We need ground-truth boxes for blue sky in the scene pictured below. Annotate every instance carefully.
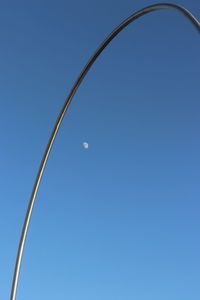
[0,0,200,299]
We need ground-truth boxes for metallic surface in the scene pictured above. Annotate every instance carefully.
[10,3,199,300]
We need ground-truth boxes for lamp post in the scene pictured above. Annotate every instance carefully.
[10,3,200,300]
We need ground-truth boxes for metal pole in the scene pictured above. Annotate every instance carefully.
[10,3,200,300]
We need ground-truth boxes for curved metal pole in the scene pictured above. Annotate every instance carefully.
[10,3,200,300]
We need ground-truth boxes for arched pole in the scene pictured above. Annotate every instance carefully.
[10,3,200,300]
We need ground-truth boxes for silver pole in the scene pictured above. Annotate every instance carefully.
[10,3,200,300]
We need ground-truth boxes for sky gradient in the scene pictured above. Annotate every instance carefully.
[0,0,200,299]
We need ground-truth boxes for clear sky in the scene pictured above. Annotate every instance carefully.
[0,0,200,299]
